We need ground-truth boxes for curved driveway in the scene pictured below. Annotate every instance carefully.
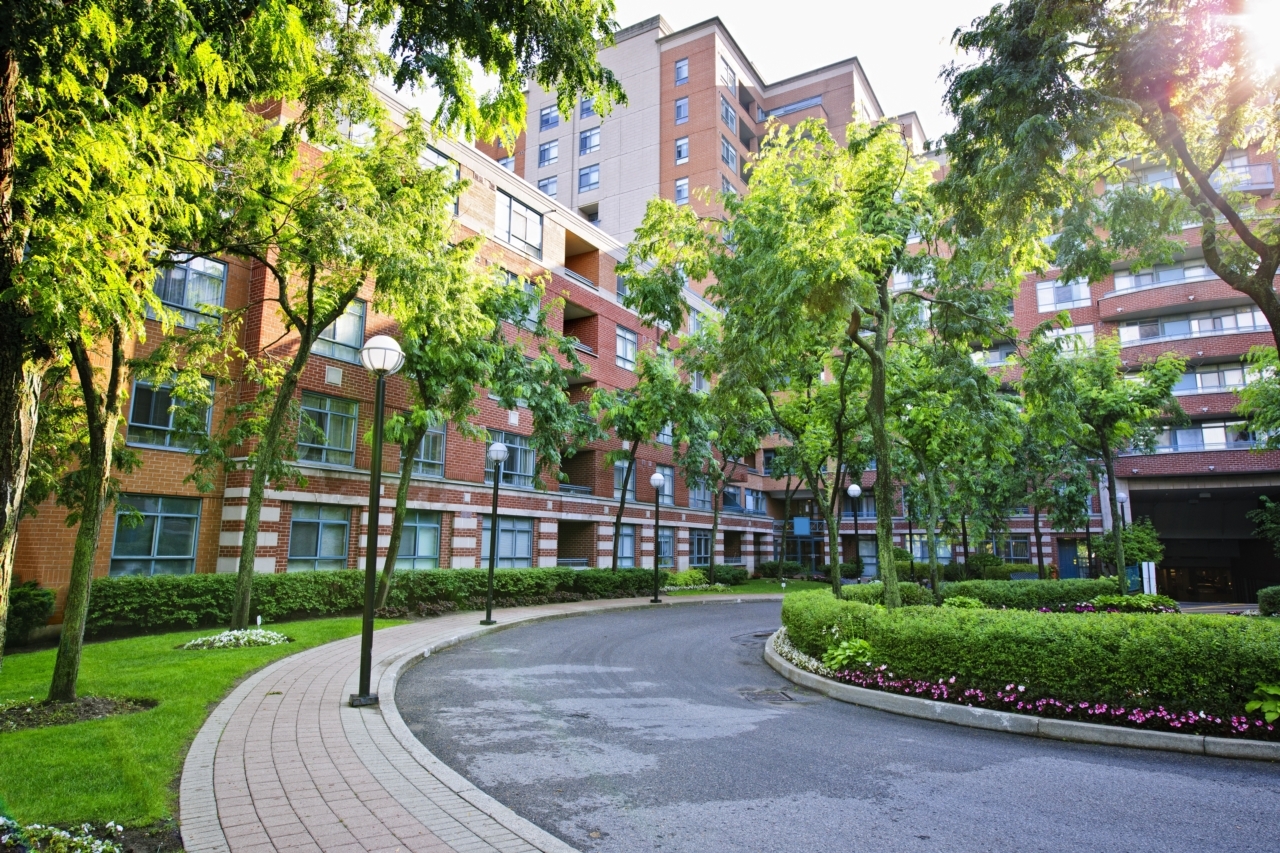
[398,600,1280,853]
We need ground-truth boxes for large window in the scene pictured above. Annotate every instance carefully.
[614,461,636,501]
[656,422,673,445]
[486,430,535,488]
[538,139,558,167]
[720,136,737,170]
[412,422,445,477]
[580,96,596,118]
[298,392,358,466]
[110,495,200,576]
[657,526,674,568]
[985,534,1030,564]
[1114,260,1215,292]
[127,378,211,449]
[481,516,534,568]
[579,164,600,192]
[656,464,674,505]
[1119,307,1268,345]
[288,504,349,571]
[314,299,365,363]
[152,255,227,328]
[616,325,638,369]
[692,371,709,393]
[537,176,557,198]
[396,510,440,569]
[1036,278,1091,312]
[719,56,737,93]
[722,175,737,196]
[580,127,600,155]
[495,191,544,259]
[617,524,636,568]
[744,488,766,514]
[720,95,737,132]
[769,94,822,119]
[675,178,690,206]
[674,58,689,85]
[1149,420,1256,453]
[691,529,712,566]
[539,105,559,131]
[905,534,953,564]
[675,136,689,165]
[675,97,689,125]
[1173,363,1251,395]
[689,482,712,510]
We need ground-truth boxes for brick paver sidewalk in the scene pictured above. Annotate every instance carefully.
[179,595,771,853]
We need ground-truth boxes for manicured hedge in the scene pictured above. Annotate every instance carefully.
[781,589,1280,715]
[3,581,56,649]
[85,568,667,636]
[1259,586,1280,617]
[940,578,1118,610]
[840,581,931,606]
[709,565,749,586]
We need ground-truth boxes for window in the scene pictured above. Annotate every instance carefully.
[412,422,445,477]
[769,95,823,118]
[721,174,737,196]
[845,493,875,518]
[985,534,1030,563]
[617,524,636,567]
[486,429,535,488]
[1036,278,1091,312]
[127,378,211,449]
[763,449,778,476]
[905,534,953,564]
[501,270,540,329]
[288,504,350,571]
[1044,324,1096,351]
[152,255,227,328]
[482,516,534,568]
[656,526,674,568]
[972,343,1018,366]
[580,127,600,155]
[396,510,440,569]
[538,140,558,167]
[719,56,737,93]
[720,135,737,170]
[616,325,638,369]
[298,392,357,466]
[314,299,365,363]
[616,275,629,300]
[537,176,558,198]
[674,177,690,205]
[1173,363,1250,395]
[1114,260,1215,292]
[691,529,712,566]
[614,461,637,501]
[539,105,559,131]
[424,145,462,213]
[1119,307,1268,345]
[110,495,200,576]
[674,58,689,86]
[495,191,544,258]
[675,136,689,165]
[692,371,709,393]
[578,164,600,192]
[675,97,689,125]
[656,464,674,505]
[580,96,596,118]
[720,96,737,132]
[498,156,515,171]
[722,486,742,510]
[744,488,766,514]
[689,482,712,510]
[656,422,673,445]
[1150,420,1255,453]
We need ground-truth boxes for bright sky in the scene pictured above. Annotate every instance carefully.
[613,0,998,140]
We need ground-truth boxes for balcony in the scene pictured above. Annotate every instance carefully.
[1121,421,1257,456]
[1218,161,1275,193]
[558,483,594,495]
[1118,307,1269,348]
[558,267,597,291]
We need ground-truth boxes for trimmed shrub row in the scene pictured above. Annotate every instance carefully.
[781,589,1280,716]
[3,581,56,649]
[85,568,668,637]
[939,578,1118,610]
[1259,586,1280,617]
[840,581,932,606]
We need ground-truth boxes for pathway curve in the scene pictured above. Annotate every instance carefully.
[179,595,759,853]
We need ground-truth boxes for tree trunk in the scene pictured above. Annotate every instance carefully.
[820,489,842,598]
[866,331,900,607]
[924,473,942,605]
[779,474,796,576]
[1033,505,1046,580]
[610,448,638,570]
[376,431,424,609]
[708,490,720,584]
[48,331,124,702]
[230,367,304,628]
[1101,439,1126,595]
[960,513,970,566]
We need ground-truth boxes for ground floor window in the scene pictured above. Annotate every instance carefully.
[289,504,350,571]
[983,534,1031,563]
[657,527,674,568]
[111,495,201,576]
[691,529,712,566]
[396,510,440,569]
[904,534,953,564]
[481,516,534,568]
[617,524,636,568]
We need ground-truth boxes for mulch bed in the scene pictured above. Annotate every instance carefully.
[0,696,157,733]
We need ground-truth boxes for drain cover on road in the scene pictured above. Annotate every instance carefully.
[740,689,793,703]
[731,629,779,646]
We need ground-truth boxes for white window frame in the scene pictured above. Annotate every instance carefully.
[674,58,689,86]
[537,176,557,198]
[538,139,558,167]
[578,164,600,193]
[495,191,544,259]
[616,325,638,369]
[580,127,600,154]
[675,136,689,165]
[675,97,689,125]
[675,177,690,205]
[720,95,737,132]
[539,105,559,131]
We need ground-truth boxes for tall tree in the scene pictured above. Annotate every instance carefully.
[1021,330,1185,593]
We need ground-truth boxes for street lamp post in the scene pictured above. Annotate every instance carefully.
[650,471,665,604]
[1116,491,1129,532]
[482,441,509,625]
[847,483,862,583]
[351,334,404,708]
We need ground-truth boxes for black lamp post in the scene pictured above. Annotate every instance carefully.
[482,441,509,625]
[650,470,665,603]
[847,482,862,582]
[350,334,404,708]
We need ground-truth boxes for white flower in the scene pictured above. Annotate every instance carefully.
[182,629,290,650]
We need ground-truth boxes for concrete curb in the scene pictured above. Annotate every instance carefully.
[763,630,1280,762]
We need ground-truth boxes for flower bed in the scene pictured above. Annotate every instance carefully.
[180,629,291,650]
[771,629,1277,740]
[0,818,123,853]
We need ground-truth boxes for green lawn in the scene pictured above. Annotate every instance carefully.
[0,617,403,827]
[668,577,831,596]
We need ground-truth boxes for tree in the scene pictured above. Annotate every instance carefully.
[0,0,625,670]
[1247,495,1280,558]
[1094,515,1165,571]
[1021,330,1185,593]
[941,0,1280,346]
[591,348,701,570]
